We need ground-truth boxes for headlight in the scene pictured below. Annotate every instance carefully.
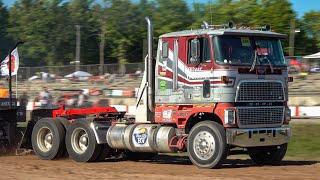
[224,109,236,125]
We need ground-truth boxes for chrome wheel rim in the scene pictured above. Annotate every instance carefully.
[71,128,89,154]
[37,127,53,152]
[193,130,215,160]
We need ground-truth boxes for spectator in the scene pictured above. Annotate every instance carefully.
[39,87,52,108]
[77,90,89,107]
[41,72,49,82]
[18,91,29,107]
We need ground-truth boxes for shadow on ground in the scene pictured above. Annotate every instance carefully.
[125,154,319,168]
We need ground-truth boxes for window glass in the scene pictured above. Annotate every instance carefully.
[214,36,286,66]
[188,37,211,64]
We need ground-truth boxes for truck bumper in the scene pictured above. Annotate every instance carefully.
[226,126,291,147]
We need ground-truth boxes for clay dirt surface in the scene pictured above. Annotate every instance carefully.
[0,155,319,180]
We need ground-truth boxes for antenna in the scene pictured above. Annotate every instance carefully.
[209,0,213,25]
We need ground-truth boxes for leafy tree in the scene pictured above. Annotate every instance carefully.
[102,0,146,64]
[256,0,295,35]
[154,0,193,36]
[68,0,101,65]
[0,0,318,67]
[302,11,320,50]
[0,0,12,60]
[8,0,75,66]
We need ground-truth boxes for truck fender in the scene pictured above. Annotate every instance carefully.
[185,112,223,134]
[72,118,110,145]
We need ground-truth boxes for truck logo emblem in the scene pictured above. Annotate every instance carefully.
[133,128,148,144]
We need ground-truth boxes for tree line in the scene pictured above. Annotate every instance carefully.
[0,0,319,66]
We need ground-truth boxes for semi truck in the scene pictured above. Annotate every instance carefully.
[0,42,26,152]
[21,18,291,168]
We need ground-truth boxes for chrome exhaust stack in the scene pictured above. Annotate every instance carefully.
[145,17,155,113]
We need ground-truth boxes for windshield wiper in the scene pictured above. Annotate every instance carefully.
[264,56,274,73]
[249,50,257,72]
[249,50,274,73]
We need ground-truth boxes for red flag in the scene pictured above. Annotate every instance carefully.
[1,48,19,76]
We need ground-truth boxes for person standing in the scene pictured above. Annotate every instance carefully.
[77,90,89,107]
[39,87,52,108]
[18,91,29,107]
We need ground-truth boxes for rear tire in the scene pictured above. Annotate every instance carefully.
[248,143,287,165]
[55,118,70,157]
[31,118,66,160]
[187,121,227,169]
[65,120,102,162]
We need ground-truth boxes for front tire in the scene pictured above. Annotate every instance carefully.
[65,120,102,162]
[187,121,228,169]
[248,143,287,165]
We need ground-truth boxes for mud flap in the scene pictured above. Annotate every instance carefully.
[19,121,35,149]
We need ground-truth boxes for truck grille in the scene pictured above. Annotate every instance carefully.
[236,81,284,102]
[237,107,284,128]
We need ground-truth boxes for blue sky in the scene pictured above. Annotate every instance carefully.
[2,0,320,18]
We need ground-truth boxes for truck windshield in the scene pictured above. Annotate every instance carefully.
[214,36,286,66]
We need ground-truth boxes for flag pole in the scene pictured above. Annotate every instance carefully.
[8,41,24,109]
[8,49,12,109]
[15,75,18,98]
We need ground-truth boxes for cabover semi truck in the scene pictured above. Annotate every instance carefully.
[21,18,291,169]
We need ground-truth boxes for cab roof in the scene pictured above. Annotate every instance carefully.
[160,28,287,39]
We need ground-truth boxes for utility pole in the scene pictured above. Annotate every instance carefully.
[75,25,81,71]
[99,31,105,75]
[289,19,295,57]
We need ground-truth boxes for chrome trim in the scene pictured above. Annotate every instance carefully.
[226,126,291,147]
[235,80,286,102]
[146,17,155,113]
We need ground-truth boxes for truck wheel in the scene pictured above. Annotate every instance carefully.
[248,143,287,165]
[187,121,227,169]
[31,118,66,160]
[55,118,70,157]
[65,120,101,162]
[124,151,157,161]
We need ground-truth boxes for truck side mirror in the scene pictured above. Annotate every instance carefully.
[162,42,168,58]
[190,39,200,64]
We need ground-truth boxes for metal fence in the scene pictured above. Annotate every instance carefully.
[17,63,144,81]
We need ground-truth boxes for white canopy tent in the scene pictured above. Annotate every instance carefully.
[303,52,320,59]
[64,71,92,78]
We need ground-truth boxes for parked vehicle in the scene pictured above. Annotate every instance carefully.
[21,18,291,168]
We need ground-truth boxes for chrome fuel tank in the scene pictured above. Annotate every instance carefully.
[106,124,176,153]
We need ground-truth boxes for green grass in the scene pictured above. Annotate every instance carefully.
[286,123,320,160]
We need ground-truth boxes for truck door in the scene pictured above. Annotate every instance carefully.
[184,36,213,102]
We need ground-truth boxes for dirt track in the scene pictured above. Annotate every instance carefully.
[0,155,319,180]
